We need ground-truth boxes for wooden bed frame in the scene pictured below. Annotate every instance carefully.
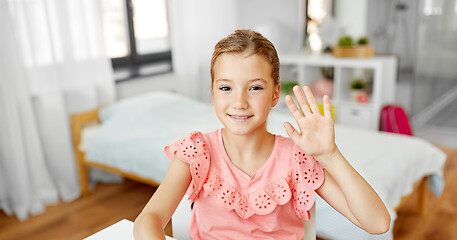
[70,108,430,215]
[70,108,161,196]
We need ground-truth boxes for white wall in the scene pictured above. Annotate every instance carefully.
[235,0,302,55]
[335,0,368,38]
[168,0,238,102]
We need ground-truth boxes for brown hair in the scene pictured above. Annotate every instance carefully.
[210,29,280,87]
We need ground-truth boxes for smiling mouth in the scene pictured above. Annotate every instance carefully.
[228,114,253,120]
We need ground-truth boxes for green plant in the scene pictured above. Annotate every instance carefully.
[280,81,298,95]
[350,79,365,90]
[337,36,370,47]
[357,37,369,45]
[338,36,353,47]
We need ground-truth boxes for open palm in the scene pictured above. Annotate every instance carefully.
[283,85,337,159]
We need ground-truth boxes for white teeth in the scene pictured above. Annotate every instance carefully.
[230,115,250,119]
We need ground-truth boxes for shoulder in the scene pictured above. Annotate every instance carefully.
[201,129,219,146]
[272,134,325,186]
[164,130,218,162]
[163,130,218,201]
[275,134,295,148]
[274,134,302,160]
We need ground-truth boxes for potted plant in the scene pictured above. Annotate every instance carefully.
[357,37,369,45]
[332,36,374,58]
[338,36,354,47]
[349,79,365,101]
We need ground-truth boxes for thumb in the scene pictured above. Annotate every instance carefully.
[284,122,300,142]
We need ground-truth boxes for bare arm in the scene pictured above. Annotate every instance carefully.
[315,151,391,234]
[284,85,390,234]
[133,155,191,240]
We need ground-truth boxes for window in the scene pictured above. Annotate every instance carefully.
[100,0,172,81]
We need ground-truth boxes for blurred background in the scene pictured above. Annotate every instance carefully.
[1,0,456,230]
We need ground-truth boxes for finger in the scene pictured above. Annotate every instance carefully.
[303,86,321,115]
[292,85,311,115]
[283,122,300,142]
[285,95,304,124]
[323,95,333,119]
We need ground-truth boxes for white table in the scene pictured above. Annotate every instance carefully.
[84,219,175,240]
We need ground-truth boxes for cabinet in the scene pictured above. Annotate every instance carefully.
[278,54,397,130]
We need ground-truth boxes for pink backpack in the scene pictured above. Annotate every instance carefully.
[379,105,413,136]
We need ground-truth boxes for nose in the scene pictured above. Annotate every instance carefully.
[233,90,248,109]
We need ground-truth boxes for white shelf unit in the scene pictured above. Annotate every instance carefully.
[279,54,397,130]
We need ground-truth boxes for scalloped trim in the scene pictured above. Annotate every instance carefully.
[291,151,325,220]
[203,172,293,219]
[165,131,210,201]
[199,150,324,220]
[165,132,325,220]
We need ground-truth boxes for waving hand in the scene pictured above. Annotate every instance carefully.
[283,85,337,162]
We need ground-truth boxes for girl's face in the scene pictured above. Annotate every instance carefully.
[212,53,280,136]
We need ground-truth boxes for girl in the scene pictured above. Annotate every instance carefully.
[133,29,390,240]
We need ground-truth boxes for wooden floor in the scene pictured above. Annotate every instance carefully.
[0,180,158,240]
[392,146,457,240]
[0,146,456,240]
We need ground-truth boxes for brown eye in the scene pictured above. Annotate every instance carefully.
[219,86,231,91]
[250,86,263,91]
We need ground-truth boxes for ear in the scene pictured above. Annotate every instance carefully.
[271,83,281,107]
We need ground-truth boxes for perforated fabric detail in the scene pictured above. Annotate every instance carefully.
[291,151,325,220]
[203,172,292,219]
[165,132,325,220]
[164,131,210,201]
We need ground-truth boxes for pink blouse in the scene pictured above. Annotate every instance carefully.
[164,129,324,240]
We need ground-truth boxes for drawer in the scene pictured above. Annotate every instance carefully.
[338,107,371,129]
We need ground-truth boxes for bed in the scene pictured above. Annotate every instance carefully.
[71,91,446,240]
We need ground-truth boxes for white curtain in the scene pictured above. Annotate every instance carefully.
[0,0,115,221]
